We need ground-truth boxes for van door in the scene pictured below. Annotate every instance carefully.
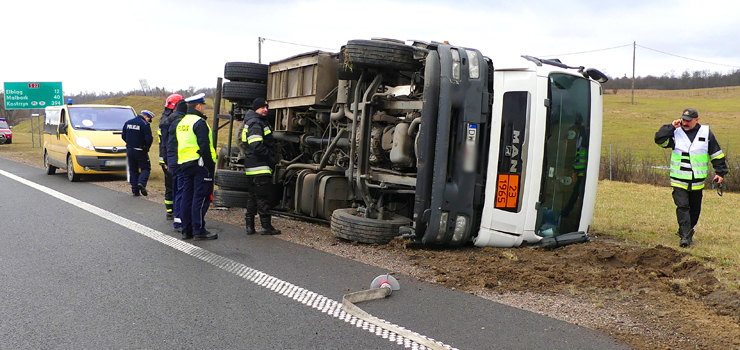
[51,108,70,165]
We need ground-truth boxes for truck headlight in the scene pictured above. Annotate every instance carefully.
[437,211,449,241]
[468,50,480,79]
[76,137,95,151]
[451,215,468,243]
[451,49,461,81]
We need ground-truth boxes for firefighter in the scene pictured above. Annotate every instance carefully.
[240,97,281,235]
[655,108,728,247]
[122,110,154,196]
[158,93,184,220]
[175,93,218,240]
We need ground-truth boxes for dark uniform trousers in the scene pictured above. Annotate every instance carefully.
[162,164,173,214]
[181,165,214,235]
[127,148,151,193]
[172,169,184,229]
[245,175,277,217]
[672,187,702,232]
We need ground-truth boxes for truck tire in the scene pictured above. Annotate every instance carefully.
[215,169,250,191]
[344,40,421,72]
[212,189,250,208]
[224,62,268,83]
[222,82,267,103]
[331,208,410,244]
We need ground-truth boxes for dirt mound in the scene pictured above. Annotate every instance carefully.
[382,238,740,349]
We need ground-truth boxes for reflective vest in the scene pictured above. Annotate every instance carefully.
[241,122,274,175]
[176,114,216,165]
[670,126,710,190]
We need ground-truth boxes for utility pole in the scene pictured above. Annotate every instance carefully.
[631,41,636,105]
[258,37,265,64]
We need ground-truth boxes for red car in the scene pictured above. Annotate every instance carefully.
[0,118,11,144]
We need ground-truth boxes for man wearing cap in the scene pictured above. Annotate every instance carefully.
[159,93,184,219]
[655,108,728,247]
[122,110,155,196]
[240,97,281,236]
[175,93,218,240]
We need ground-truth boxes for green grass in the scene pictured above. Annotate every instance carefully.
[603,87,740,157]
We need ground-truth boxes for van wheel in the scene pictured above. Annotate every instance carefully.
[331,208,410,244]
[44,151,57,175]
[67,155,80,182]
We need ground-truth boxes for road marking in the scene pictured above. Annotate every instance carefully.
[0,169,456,350]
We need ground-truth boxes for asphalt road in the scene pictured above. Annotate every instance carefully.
[0,157,630,350]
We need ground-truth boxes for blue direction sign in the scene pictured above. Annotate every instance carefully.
[3,82,64,110]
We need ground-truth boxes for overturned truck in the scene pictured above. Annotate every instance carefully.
[212,38,608,248]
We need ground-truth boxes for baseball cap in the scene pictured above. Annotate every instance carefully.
[681,108,698,120]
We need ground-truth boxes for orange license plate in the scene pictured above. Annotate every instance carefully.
[495,174,520,209]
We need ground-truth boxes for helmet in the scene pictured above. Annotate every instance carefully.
[165,94,184,109]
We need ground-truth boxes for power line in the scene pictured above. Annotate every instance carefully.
[538,44,633,58]
[262,38,335,51]
[636,44,740,69]
[540,43,740,70]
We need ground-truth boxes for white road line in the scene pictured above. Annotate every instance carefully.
[0,169,457,350]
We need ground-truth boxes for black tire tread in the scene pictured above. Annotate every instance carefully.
[215,169,250,191]
[330,208,410,244]
[224,62,268,83]
[213,189,250,208]
[222,82,267,102]
[344,40,420,71]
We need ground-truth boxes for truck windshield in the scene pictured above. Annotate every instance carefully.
[68,107,135,131]
[536,73,591,237]
[0,121,8,128]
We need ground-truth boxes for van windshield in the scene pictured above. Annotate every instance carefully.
[68,107,136,131]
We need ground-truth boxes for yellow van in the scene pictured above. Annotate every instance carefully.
[43,103,137,181]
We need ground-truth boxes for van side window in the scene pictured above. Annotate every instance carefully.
[44,109,61,134]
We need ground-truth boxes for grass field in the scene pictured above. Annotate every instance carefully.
[4,90,740,289]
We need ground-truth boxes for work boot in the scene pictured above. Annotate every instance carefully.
[166,212,174,220]
[259,215,281,235]
[245,215,257,235]
[679,228,690,248]
[686,228,695,246]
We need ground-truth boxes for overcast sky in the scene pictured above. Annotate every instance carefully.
[3,0,740,95]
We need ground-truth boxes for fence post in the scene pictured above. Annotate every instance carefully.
[609,144,613,181]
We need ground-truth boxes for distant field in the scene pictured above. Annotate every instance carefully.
[602,87,740,157]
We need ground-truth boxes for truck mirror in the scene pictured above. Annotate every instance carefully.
[585,68,608,83]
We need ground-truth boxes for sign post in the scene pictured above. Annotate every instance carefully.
[3,82,64,110]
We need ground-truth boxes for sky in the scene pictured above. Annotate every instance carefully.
[3,0,740,95]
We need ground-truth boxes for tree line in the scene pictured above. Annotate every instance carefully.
[604,68,740,90]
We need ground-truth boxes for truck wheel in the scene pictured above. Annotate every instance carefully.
[44,151,57,175]
[222,82,267,103]
[212,189,250,208]
[344,40,421,72]
[67,155,80,182]
[331,208,411,244]
[224,62,268,83]
[217,145,241,170]
[215,169,251,191]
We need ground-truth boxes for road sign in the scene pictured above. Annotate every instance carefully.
[3,82,64,110]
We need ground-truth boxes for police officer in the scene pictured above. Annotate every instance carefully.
[175,93,217,240]
[122,110,154,196]
[159,93,184,219]
[240,97,281,235]
[166,99,189,234]
[655,108,728,247]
